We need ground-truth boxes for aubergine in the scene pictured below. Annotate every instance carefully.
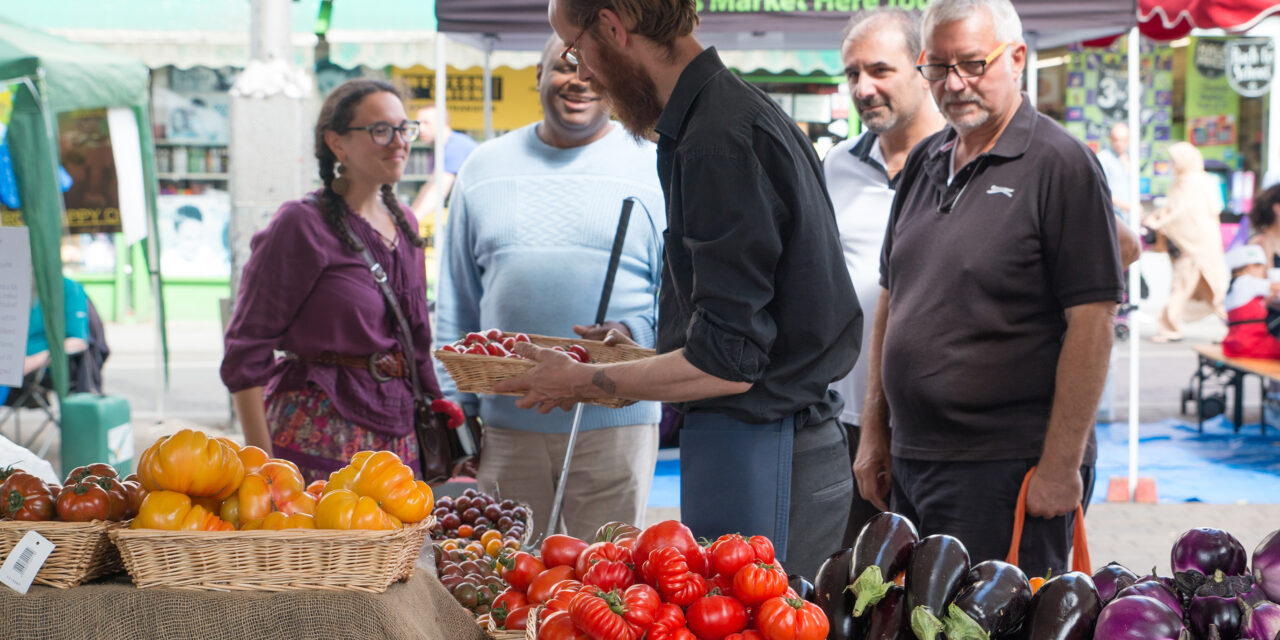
[849,512,920,616]
[816,548,857,640]
[1015,571,1101,640]
[1116,580,1182,617]
[865,584,910,639]
[1190,593,1244,640]
[1092,562,1140,603]
[789,574,817,603]
[906,534,970,640]
[940,560,1033,640]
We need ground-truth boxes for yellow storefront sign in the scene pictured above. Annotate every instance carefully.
[392,65,542,133]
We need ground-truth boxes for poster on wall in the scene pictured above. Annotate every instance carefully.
[157,191,231,278]
[391,65,541,133]
[151,67,235,144]
[58,109,122,235]
[1227,37,1275,99]
[1186,37,1240,167]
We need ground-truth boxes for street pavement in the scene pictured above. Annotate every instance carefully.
[3,304,1276,575]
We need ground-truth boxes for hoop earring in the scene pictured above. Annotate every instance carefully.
[332,162,350,196]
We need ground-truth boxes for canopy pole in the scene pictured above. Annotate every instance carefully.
[1026,33,1037,108]
[1126,26,1143,502]
[483,35,495,141]
[433,34,447,261]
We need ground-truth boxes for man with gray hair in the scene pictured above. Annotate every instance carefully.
[854,0,1125,574]
[824,8,945,546]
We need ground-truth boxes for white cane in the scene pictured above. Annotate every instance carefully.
[546,403,585,535]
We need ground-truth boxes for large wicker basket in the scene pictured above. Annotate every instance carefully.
[524,606,545,640]
[109,518,433,592]
[488,614,526,640]
[434,334,654,409]
[0,519,127,588]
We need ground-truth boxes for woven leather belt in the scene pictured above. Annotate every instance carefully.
[285,351,408,382]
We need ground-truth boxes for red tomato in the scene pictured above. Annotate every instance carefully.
[710,572,736,597]
[502,337,517,351]
[465,343,489,356]
[567,344,590,363]
[634,520,709,580]
[725,632,766,640]
[709,534,757,577]
[440,344,460,353]
[618,583,662,629]
[543,580,585,614]
[583,559,635,592]
[576,541,633,579]
[542,534,590,569]
[733,562,789,607]
[645,547,690,588]
[485,328,505,341]
[502,605,533,631]
[746,536,775,565]
[528,565,578,604]
[485,342,510,357]
[464,331,489,345]
[755,597,828,640]
[651,603,686,631]
[568,588,640,640]
[650,627,698,640]
[687,593,749,640]
[492,587,528,616]
[667,572,709,607]
[499,551,547,592]
[514,333,532,343]
[538,611,589,640]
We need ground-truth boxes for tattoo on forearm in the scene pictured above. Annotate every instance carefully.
[591,370,618,395]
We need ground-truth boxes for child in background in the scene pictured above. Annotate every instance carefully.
[1223,244,1280,359]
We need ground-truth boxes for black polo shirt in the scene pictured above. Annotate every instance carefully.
[654,48,862,427]
[879,95,1123,461]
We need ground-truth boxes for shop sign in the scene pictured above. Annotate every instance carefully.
[1227,38,1275,99]
[391,66,541,133]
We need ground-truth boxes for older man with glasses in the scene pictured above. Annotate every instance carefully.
[854,0,1126,575]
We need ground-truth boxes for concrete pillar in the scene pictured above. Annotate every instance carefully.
[227,0,312,301]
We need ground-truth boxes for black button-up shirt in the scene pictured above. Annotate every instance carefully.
[654,48,862,427]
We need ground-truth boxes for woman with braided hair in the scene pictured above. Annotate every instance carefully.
[221,79,463,483]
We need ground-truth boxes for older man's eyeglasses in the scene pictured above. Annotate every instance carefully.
[343,120,420,146]
[560,14,600,66]
[916,42,1011,81]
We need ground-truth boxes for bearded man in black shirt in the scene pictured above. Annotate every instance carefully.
[494,0,862,579]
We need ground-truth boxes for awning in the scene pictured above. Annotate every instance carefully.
[1139,0,1280,40]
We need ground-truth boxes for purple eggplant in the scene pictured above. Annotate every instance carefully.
[1116,580,1183,617]
[1092,562,1140,603]
[940,560,1033,640]
[1190,592,1243,640]
[1094,595,1189,640]
[1253,529,1280,603]
[789,574,816,603]
[1239,597,1280,640]
[906,535,971,640]
[849,512,919,616]
[1173,528,1249,589]
[1016,572,1101,640]
[815,548,857,640]
[864,584,910,639]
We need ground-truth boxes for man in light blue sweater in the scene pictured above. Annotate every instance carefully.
[433,35,665,540]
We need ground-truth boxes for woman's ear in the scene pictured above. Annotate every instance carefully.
[324,129,344,163]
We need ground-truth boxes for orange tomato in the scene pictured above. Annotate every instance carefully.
[458,524,475,538]
[236,446,270,474]
[351,451,433,523]
[220,495,243,528]
[485,539,504,557]
[242,511,317,530]
[314,489,400,530]
[236,460,308,522]
[137,430,245,500]
[481,529,503,545]
[132,490,234,531]
[305,480,326,498]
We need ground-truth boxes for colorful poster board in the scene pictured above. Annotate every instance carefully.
[1186,37,1241,167]
[57,109,122,235]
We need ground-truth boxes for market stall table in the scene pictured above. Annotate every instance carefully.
[0,566,486,640]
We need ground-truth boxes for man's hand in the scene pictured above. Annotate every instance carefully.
[573,321,631,342]
[853,428,892,511]
[491,343,598,413]
[1025,464,1082,518]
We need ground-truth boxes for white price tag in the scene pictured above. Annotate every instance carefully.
[0,530,55,594]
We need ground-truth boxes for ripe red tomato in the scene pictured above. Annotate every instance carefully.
[538,610,589,640]
[439,344,460,353]
[502,337,517,351]
[528,565,578,604]
[492,587,528,616]
[617,583,662,629]
[542,534,589,569]
[733,562,789,607]
[567,344,590,363]
[710,572,736,597]
[746,536,775,565]
[485,328,505,341]
[634,520,708,579]
[465,343,489,356]
[666,572,709,607]
[725,632,766,640]
[569,589,640,640]
[513,333,532,343]
[576,541,633,578]
[649,627,698,640]
[502,605,532,631]
[687,592,749,640]
[651,603,686,631]
[464,331,489,345]
[543,580,584,614]
[583,559,635,592]
[55,480,111,522]
[709,534,757,577]
[645,546,690,587]
[499,551,547,592]
[485,342,510,357]
[755,597,828,640]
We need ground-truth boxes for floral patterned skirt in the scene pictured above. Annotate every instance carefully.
[265,384,420,484]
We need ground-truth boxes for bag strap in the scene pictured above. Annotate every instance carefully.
[1005,466,1091,574]
[356,245,428,406]
[595,198,634,326]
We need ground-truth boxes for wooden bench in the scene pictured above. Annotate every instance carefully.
[1187,345,1280,434]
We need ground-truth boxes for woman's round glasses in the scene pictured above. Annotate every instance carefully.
[343,120,421,146]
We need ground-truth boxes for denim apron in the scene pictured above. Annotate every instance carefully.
[679,411,795,561]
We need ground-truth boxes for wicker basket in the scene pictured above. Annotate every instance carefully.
[488,614,527,640]
[109,517,433,592]
[435,334,654,409]
[0,519,127,588]
[523,606,547,640]
[430,501,535,549]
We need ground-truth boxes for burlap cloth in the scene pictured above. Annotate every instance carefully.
[0,565,488,640]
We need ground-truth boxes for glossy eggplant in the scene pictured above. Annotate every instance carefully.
[940,560,1032,640]
[1116,580,1183,616]
[815,547,857,640]
[1173,528,1249,587]
[849,512,920,616]
[1094,595,1190,640]
[906,534,970,640]
[1091,562,1139,603]
[790,574,817,603]
[1015,571,1101,640]
[864,584,910,640]
[1253,529,1280,603]
[1238,597,1280,640]
[1190,592,1244,640]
